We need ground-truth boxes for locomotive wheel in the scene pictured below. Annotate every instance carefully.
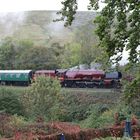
[63,80,73,87]
[79,83,86,88]
[71,82,77,88]
[86,84,94,88]
[1,81,6,85]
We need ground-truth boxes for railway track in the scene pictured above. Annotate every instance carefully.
[61,87,113,93]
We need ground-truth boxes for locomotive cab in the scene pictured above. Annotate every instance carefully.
[104,71,122,88]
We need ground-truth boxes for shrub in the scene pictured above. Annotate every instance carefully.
[123,74,140,117]
[0,114,28,138]
[59,88,117,122]
[59,92,92,121]
[10,114,27,130]
[22,76,62,120]
[80,104,114,128]
[0,87,24,115]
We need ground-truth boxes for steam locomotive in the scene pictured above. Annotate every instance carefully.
[34,69,122,88]
[0,68,122,88]
[60,70,122,88]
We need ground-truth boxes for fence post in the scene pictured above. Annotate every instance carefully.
[123,118,132,138]
[60,133,65,140]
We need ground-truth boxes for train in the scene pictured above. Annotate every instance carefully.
[0,70,33,86]
[0,68,122,88]
[55,69,122,88]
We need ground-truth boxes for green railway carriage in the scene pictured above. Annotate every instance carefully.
[0,70,33,86]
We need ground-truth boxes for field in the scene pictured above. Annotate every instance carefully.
[61,88,121,106]
[1,85,139,140]
[0,86,121,102]
[0,86,122,105]
[0,85,122,125]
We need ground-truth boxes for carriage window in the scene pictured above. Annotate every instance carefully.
[16,74,20,78]
[5,74,8,78]
[10,74,14,78]
[24,74,28,78]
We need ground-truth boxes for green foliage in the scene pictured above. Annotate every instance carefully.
[32,43,63,69]
[0,37,16,69]
[80,101,134,128]
[0,38,34,69]
[0,38,64,70]
[18,46,52,69]
[55,0,78,27]
[0,12,106,70]
[94,0,140,63]
[0,85,123,128]
[60,42,109,69]
[59,0,140,63]
[0,87,24,115]
[9,114,27,130]
[0,86,27,95]
[123,73,140,116]
[59,0,140,118]
[80,104,114,128]
[57,19,110,68]
[49,42,65,69]
[59,92,91,121]
[74,22,109,66]
[22,76,62,120]
[59,88,119,123]
[59,43,81,68]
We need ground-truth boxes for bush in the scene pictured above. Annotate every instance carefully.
[80,104,114,128]
[60,91,111,122]
[22,76,62,120]
[10,114,27,130]
[59,92,92,122]
[123,74,140,116]
[0,113,28,137]
[0,87,24,115]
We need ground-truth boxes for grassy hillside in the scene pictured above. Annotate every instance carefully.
[0,11,97,46]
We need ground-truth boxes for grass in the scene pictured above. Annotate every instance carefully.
[0,86,122,104]
[0,86,28,95]
[61,87,122,105]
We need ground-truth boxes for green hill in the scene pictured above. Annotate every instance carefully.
[0,11,97,46]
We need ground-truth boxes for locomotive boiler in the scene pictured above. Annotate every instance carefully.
[54,69,122,88]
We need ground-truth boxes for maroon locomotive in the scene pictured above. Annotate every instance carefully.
[34,68,122,88]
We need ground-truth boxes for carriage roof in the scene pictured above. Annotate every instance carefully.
[0,70,32,74]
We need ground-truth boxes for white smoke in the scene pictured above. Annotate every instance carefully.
[0,12,25,37]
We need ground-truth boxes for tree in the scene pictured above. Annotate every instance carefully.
[0,37,16,69]
[18,45,63,70]
[0,38,64,70]
[22,76,61,119]
[49,42,65,68]
[74,21,110,67]
[0,87,24,115]
[59,43,81,68]
[59,22,110,69]
[58,0,140,63]
[124,72,140,115]
[58,0,140,114]
[0,38,34,69]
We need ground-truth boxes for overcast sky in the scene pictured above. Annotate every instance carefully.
[0,0,91,12]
